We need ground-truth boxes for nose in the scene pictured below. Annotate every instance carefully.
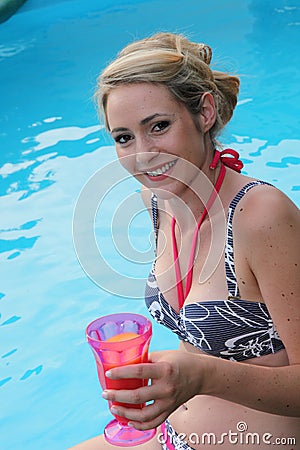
[135,136,158,169]
[135,151,158,168]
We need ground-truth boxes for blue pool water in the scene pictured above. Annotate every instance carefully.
[0,1,299,449]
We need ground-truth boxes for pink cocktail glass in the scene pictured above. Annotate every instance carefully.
[86,313,156,447]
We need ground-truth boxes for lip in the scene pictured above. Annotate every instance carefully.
[143,159,178,182]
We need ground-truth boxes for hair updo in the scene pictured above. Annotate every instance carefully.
[96,32,240,146]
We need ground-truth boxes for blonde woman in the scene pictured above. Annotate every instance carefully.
[71,33,300,449]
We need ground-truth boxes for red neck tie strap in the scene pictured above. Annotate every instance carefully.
[209,149,243,173]
[172,162,227,309]
[171,148,243,310]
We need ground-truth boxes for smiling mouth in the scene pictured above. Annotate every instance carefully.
[146,159,177,177]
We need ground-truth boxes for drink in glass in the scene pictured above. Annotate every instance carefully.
[86,312,156,446]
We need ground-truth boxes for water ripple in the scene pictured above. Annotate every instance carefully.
[0,316,21,326]
[22,125,103,153]
[0,40,34,61]
[0,377,12,387]
[0,236,40,255]
[266,156,300,168]
[20,365,43,381]
[1,349,18,358]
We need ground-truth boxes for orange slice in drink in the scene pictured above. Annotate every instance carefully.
[106,332,139,343]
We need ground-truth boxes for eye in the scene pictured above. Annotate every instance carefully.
[152,121,170,133]
[114,134,133,145]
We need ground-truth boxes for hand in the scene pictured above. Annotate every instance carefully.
[102,350,203,430]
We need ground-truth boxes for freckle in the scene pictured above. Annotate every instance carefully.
[291,292,294,295]
[287,318,290,321]
[240,208,244,212]
[270,245,273,248]
[286,404,290,408]
[257,398,261,402]
[269,226,272,230]
[295,264,298,267]
[242,281,245,285]
[281,293,285,297]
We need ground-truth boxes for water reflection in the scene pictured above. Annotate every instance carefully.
[226,135,300,205]
[237,0,300,143]
[22,124,103,152]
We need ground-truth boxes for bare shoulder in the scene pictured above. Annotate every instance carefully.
[233,183,300,283]
[233,183,300,238]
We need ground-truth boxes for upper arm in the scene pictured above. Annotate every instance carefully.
[238,187,300,364]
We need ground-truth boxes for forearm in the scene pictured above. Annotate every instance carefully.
[199,355,300,417]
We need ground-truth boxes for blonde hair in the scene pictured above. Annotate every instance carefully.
[95,32,240,145]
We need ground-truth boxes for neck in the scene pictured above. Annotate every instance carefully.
[167,155,221,230]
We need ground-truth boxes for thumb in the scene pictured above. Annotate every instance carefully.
[149,350,178,363]
[148,350,166,363]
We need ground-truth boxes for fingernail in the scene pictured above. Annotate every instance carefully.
[110,406,118,414]
[102,390,109,399]
[127,422,135,428]
[105,370,112,378]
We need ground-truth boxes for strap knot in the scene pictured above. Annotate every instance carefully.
[209,149,243,173]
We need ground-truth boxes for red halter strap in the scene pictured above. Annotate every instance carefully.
[171,149,243,309]
[210,148,243,172]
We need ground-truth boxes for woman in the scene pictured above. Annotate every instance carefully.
[71,33,300,449]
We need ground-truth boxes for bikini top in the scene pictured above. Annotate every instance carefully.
[145,181,285,362]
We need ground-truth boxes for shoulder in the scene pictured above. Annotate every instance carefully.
[233,183,300,284]
[233,183,300,240]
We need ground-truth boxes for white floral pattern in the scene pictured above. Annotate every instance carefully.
[161,419,195,450]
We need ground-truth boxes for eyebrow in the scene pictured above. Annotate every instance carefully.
[110,113,174,134]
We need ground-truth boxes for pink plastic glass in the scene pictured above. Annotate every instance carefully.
[86,312,156,447]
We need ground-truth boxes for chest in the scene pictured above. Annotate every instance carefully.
[154,211,261,313]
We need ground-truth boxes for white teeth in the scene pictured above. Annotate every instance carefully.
[147,160,176,177]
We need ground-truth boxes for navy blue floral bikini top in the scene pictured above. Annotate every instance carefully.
[145,181,285,362]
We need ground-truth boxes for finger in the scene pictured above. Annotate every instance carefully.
[128,413,167,431]
[110,401,168,429]
[102,384,166,404]
[105,362,166,380]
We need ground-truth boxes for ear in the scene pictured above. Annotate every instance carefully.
[198,92,216,133]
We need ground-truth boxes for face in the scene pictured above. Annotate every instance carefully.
[106,83,209,198]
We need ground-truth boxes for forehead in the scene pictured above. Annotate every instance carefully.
[106,83,181,126]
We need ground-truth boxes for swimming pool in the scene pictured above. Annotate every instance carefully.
[0,1,299,449]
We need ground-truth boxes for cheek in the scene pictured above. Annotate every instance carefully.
[116,151,136,175]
